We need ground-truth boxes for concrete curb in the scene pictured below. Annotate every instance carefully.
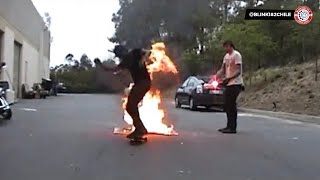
[239,108,320,125]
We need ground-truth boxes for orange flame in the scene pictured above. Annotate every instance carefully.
[147,42,178,77]
[120,42,178,135]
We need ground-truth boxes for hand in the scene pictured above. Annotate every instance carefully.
[222,78,230,86]
[113,69,122,75]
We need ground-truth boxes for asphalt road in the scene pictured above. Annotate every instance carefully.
[0,94,320,180]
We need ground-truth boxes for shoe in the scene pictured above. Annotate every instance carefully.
[126,128,148,139]
[126,130,139,139]
[220,128,237,134]
[140,127,148,135]
[218,127,229,132]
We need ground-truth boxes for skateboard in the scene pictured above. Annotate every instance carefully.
[129,137,148,145]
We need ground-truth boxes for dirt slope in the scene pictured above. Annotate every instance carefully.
[238,60,320,116]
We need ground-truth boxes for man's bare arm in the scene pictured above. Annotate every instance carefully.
[216,63,225,78]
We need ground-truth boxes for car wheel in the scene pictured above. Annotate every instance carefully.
[175,97,181,108]
[2,109,12,120]
[189,97,197,111]
[219,105,226,112]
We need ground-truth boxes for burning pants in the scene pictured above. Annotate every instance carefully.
[126,80,151,132]
[224,85,242,130]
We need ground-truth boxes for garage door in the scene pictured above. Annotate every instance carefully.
[13,41,22,98]
[0,31,3,69]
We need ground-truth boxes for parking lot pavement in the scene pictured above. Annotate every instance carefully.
[0,94,320,180]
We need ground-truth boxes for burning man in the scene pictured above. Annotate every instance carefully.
[94,45,151,139]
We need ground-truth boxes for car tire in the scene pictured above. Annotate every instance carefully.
[175,97,181,108]
[189,97,197,111]
[219,105,226,112]
[2,109,12,120]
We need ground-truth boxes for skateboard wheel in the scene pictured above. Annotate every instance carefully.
[129,137,147,145]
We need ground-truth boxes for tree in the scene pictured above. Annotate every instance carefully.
[43,12,51,31]
[65,54,74,65]
[109,0,320,84]
[79,54,93,70]
[111,0,227,48]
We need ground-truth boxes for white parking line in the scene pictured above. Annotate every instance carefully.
[169,101,320,128]
[19,108,37,112]
[239,113,305,125]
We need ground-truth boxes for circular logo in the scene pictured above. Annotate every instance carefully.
[294,6,313,25]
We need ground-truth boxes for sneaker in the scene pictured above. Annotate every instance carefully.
[126,130,139,139]
[220,128,237,134]
[218,127,229,132]
[141,128,148,135]
[126,129,148,139]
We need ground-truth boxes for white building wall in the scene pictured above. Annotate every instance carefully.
[2,26,14,84]
[0,14,50,103]
[1,26,16,103]
[42,57,50,79]
[21,41,39,87]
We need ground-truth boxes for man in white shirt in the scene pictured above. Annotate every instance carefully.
[216,40,244,134]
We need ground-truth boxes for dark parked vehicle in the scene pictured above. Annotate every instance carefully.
[175,76,225,111]
[41,78,53,92]
[57,83,67,93]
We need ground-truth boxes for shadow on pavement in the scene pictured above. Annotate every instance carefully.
[0,120,10,126]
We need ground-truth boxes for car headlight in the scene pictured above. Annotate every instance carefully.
[196,85,203,93]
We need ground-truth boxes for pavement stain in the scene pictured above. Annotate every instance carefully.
[177,170,192,176]
[69,163,81,178]
[95,144,109,160]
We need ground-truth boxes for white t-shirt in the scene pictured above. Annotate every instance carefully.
[223,50,243,86]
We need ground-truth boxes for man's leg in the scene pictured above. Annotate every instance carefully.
[225,87,233,129]
[219,86,232,131]
[219,85,241,133]
[228,86,241,130]
[126,81,150,137]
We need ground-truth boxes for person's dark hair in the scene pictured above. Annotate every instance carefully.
[130,48,145,59]
[223,40,235,49]
[113,45,128,58]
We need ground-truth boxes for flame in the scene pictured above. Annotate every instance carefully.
[204,75,220,89]
[147,42,178,77]
[118,42,178,136]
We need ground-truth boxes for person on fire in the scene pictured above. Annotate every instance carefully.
[94,45,151,139]
[216,40,244,134]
